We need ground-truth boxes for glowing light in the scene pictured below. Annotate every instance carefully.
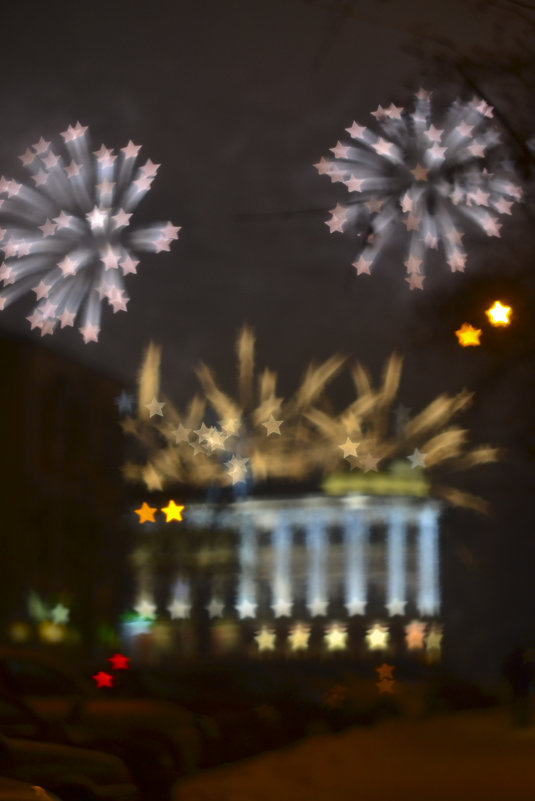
[425,623,443,652]
[288,623,310,651]
[386,509,406,616]
[8,621,31,643]
[315,93,520,287]
[237,516,258,618]
[307,517,328,616]
[325,623,347,651]
[262,415,283,435]
[207,598,225,618]
[272,599,292,617]
[486,300,511,326]
[405,620,426,650]
[376,664,396,694]
[272,514,293,617]
[168,598,191,619]
[134,598,157,619]
[455,323,482,346]
[407,448,427,469]
[115,391,134,415]
[418,507,440,615]
[386,598,406,616]
[134,502,157,523]
[0,126,179,341]
[93,671,114,688]
[376,663,395,680]
[161,500,185,522]
[125,336,500,513]
[324,684,348,708]
[344,512,368,615]
[346,598,366,615]
[377,677,395,694]
[145,397,166,417]
[226,455,249,485]
[27,591,48,621]
[167,578,190,619]
[360,452,380,472]
[366,623,389,650]
[122,616,152,637]
[125,328,344,491]
[339,437,359,459]
[38,621,65,643]
[50,603,70,624]
[255,626,276,651]
[108,653,130,670]
[236,598,257,619]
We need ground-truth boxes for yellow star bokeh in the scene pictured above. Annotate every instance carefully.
[425,624,443,651]
[325,623,347,651]
[366,623,389,650]
[288,623,310,651]
[455,323,481,347]
[486,300,511,326]
[338,438,359,459]
[255,626,276,651]
[161,500,185,522]
[134,502,158,524]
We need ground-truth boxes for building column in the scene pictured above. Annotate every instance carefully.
[386,508,407,616]
[417,505,440,615]
[236,516,257,618]
[306,516,328,616]
[271,513,293,617]
[343,512,368,615]
[167,577,191,619]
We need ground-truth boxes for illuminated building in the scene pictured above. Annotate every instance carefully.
[127,461,442,660]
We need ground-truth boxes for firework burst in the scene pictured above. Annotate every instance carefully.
[315,91,521,289]
[0,124,179,342]
[122,326,345,490]
[122,330,499,512]
[305,353,500,513]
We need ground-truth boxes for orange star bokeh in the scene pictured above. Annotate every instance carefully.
[455,323,481,347]
[377,677,395,694]
[405,620,426,650]
[376,663,395,680]
[134,502,157,523]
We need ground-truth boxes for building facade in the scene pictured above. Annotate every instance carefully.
[126,463,443,661]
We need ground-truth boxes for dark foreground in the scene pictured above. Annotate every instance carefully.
[173,706,535,801]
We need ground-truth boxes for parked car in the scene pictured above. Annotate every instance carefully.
[0,648,204,799]
[0,778,59,801]
[106,663,289,763]
[0,692,173,801]
[0,732,138,801]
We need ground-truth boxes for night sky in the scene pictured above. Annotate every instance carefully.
[1,0,534,676]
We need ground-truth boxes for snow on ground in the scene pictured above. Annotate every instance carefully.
[173,706,535,800]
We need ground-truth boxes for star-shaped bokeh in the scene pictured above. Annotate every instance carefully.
[255,626,276,651]
[161,500,185,522]
[134,502,157,523]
